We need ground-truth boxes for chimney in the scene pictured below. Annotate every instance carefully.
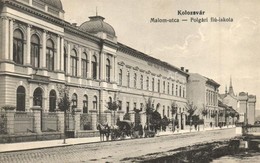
[181,67,184,71]
[185,69,189,73]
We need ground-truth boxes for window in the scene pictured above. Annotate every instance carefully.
[92,55,97,79]
[71,93,78,111]
[83,95,88,113]
[134,73,137,88]
[172,84,174,95]
[71,49,77,76]
[13,29,24,64]
[127,71,130,87]
[106,59,111,82]
[167,106,170,117]
[49,90,56,112]
[109,97,112,103]
[31,34,40,68]
[152,78,155,91]
[167,82,170,94]
[33,87,43,107]
[183,88,185,98]
[146,77,149,90]
[179,86,182,97]
[93,96,97,110]
[158,80,160,93]
[118,100,122,110]
[126,102,130,113]
[16,86,25,111]
[140,103,143,111]
[176,84,178,96]
[82,52,88,78]
[64,48,67,73]
[119,69,122,86]
[140,75,143,89]
[46,39,55,71]
[134,102,137,110]
[163,106,165,116]
[163,81,165,93]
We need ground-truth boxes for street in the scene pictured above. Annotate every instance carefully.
[0,128,236,163]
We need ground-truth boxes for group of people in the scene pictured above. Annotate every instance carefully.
[97,121,158,141]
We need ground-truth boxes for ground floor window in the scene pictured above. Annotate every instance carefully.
[16,86,26,111]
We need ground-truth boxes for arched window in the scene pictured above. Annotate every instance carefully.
[119,69,122,86]
[49,90,56,112]
[134,73,137,88]
[106,59,110,82]
[13,29,24,64]
[71,93,78,111]
[127,71,130,87]
[176,84,178,96]
[92,55,97,79]
[109,97,112,103]
[71,49,77,76]
[33,87,43,107]
[82,52,88,78]
[16,86,25,111]
[93,96,98,110]
[64,48,67,73]
[83,95,88,113]
[46,39,54,71]
[140,75,143,89]
[31,34,40,68]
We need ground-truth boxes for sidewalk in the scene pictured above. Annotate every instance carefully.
[0,126,235,153]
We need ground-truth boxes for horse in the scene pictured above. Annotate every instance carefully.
[97,123,110,141]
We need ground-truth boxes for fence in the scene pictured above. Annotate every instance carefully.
[42,112,58,132]
[66,112,75,131]
[80,113,92,130]
[14,112,34,133]
[0,110,7,134]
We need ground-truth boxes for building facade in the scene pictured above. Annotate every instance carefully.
[0,0,189,130]
[186,73,220,127]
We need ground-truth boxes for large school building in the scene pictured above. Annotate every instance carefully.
[0,0,189,137]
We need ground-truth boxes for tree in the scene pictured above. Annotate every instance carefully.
[106,93,119,125]
[201,104,208,130]
[57,84,71,144]
[185,101,197,132]
[143,95,155,130]
[171,100,178,132]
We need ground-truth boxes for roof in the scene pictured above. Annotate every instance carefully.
[40,0,63,10]
[205,76,220,87]
[79,16,116,37]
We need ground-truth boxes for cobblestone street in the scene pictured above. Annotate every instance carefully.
[0,128,236,163]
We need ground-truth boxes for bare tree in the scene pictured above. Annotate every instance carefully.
[106,93,119,125]
[185,101,197,132]
[201,104,208,130]
[171,100,178,132]
[143,95,154,130]
[57,84,71,144]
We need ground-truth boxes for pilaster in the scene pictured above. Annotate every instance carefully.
[42,30,47,69]
[56,35,60,71]
[74,109,81,137]
[104,110,112,125]
[4,107,15,134]
[89,110,97,130]
[67,43,71,75]
[31,106,42,134]
[26,24,31,65]
[60,37,64,71]
[78,47,82,77]
[9,18,14,61]
[56,111,64,133]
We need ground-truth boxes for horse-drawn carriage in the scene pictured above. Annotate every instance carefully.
[111,120,134,140]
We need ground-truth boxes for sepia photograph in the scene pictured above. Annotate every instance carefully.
[0,0,260,162]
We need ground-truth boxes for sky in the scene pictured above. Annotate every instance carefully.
[61,0,260,109]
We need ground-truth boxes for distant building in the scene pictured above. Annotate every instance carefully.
[219,78,256,125]
[238,92,256,125]
[187,73,220,127]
